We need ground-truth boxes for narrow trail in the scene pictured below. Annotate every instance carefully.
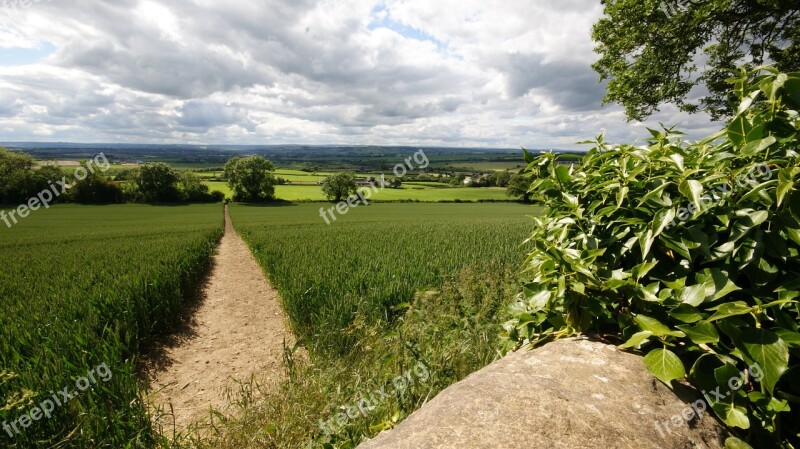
[146,205,294,429]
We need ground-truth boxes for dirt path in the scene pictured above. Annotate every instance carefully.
[146,205,293,429]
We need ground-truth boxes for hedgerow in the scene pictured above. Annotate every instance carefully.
[504,68,800,448]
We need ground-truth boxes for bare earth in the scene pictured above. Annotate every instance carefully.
[146,205,294,429]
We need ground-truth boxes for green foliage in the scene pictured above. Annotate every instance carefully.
[0,204,222,447]
[223,156,277,202]
[592,0,799,120]
[504,69,800,447]
[179,171,224,203]
[321,172,358,202]
[506,171,532,202]
[135,162,180,202]
[0,149,63,204]
[70,164,125,203]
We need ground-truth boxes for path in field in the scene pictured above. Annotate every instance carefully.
[146,205,293,429]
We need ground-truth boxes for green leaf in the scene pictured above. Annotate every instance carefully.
[777,179,794,207]
[643,348,686,386]
[638,228,655,260]
[669,304,704,323]
[725,437,754,449]
[620,331,653,349]
[737,328,789,395]
[522,148,535,164]
[727,116,750,146]
[634,315,675,337]
[676,322,720,344]
[740,136,776,156]
[679,180,704,211]
[718,405,751,429]
[706,301,754,322]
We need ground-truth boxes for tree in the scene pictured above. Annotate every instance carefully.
[223,156,277,202]
[592,0,799,120]
[488,170,512,187]
[321,172,357,202]
[70,166,124,203]
[178,171,224,203]
[0,149,63,204]
[506,172,532,202]
[135,162,180,202]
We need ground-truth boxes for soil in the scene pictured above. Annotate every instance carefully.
[143,205,294,429]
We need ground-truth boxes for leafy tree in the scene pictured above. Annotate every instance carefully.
[506,171,532,202]
[488,170,512,187]
[592,0,799,120]
[135,162,180,202]
[0,149,63,204]
[504,68,800,448]
[321,172,358,202]
[389,177,403,189]
[177,172,224,203]
[223,156,277,202]
[70,167,124,204]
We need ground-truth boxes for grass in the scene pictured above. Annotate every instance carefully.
[0,204,223,447]
[188,203,536,448]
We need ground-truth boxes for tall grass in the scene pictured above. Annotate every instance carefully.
[0,204,222,447]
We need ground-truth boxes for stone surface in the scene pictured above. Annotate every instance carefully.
[358,338,728,449]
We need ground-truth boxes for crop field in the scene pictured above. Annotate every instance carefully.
[0,204,223,447]
[230,202,536,353]
[205,182,511,202]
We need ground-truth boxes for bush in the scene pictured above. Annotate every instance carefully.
[504,68,800,448]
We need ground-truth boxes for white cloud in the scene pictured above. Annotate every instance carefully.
[0,0,719,148]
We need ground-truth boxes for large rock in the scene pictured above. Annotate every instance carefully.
[358,338,727,449]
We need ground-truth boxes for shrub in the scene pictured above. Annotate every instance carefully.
[504,68,800,448]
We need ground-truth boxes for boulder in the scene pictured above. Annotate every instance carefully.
[358,338,728,449]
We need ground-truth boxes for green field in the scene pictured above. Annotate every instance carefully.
[203,202,536,447]
[0,204,222,447]
[230,202,534,353]
[204,181,511,202]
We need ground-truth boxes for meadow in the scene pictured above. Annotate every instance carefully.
[0,204,223,447]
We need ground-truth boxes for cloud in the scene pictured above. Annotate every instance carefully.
[0,0,719,148]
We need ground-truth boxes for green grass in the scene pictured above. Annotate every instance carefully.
[0,204,223,447]
[191,203,537,448]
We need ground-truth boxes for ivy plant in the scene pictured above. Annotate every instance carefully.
[504,68,800,449]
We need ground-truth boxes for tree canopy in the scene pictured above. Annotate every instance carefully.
[592,0,799,121]
[321,172,358,202]
[223,156,277,202]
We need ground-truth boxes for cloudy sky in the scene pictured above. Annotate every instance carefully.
[0,0,719,149]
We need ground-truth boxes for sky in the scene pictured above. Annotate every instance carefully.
[0,0,721,150]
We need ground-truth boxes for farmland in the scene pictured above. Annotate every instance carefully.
[0,204,223,447]
[194,202,536,447]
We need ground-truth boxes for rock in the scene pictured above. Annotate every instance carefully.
[357,338,727,449]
